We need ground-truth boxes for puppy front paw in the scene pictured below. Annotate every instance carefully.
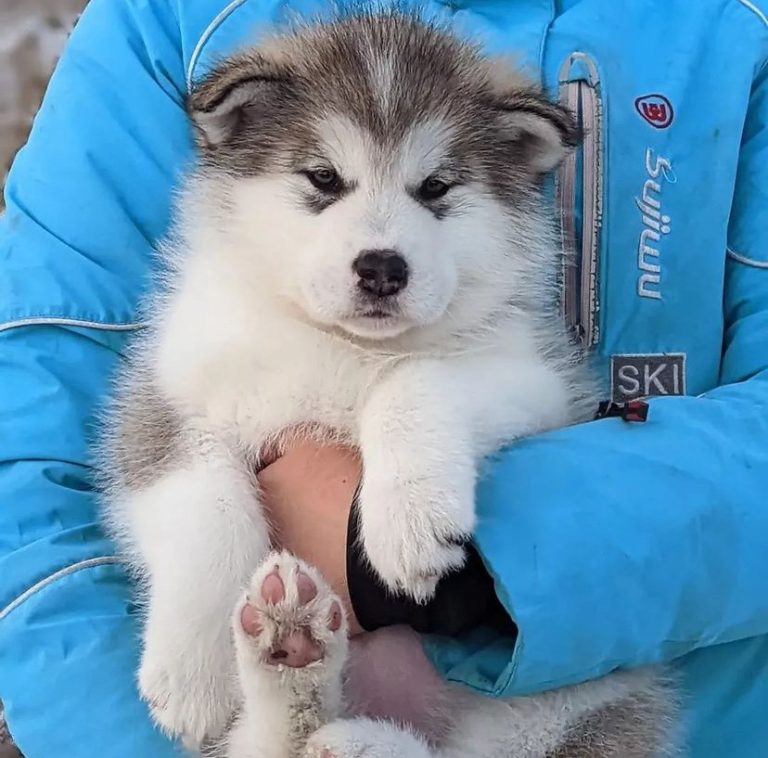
[359,475,473,602]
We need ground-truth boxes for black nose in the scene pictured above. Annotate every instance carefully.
[353,250,409,297]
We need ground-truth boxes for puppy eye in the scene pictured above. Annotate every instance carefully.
[303,167,342,193]
[417,176,452,201]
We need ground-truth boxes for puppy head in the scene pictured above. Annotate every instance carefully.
[187,13,578,342]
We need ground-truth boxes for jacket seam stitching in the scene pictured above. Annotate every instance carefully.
[0,318,145,333]
[186,0,248,91]
[727,247,768,269]
[0,556,122,622]
[735,0,768,29]
[183,1,768,89]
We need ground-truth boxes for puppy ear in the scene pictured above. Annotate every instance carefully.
[495,91,580,174]
[187,56,290,148]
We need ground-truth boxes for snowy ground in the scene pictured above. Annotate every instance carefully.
[0,0,85,206]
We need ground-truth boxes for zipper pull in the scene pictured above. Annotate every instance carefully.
[594,399,650,423]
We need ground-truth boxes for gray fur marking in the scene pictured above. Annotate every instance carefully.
[99,365,187,494]
[546,690,675,758]
[188,12,579,210]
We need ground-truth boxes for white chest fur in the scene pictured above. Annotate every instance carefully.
[154,268,398,448]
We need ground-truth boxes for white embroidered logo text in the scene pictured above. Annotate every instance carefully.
[636,148,675,299]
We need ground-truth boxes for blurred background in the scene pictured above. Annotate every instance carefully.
[0,0,87,209]
[0,3,87,751]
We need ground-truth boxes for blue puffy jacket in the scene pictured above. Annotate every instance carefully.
[1,0,768,756]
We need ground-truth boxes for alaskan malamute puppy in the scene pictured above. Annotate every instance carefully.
[100,12,674,758]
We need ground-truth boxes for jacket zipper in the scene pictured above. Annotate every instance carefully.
[556,52,603,348]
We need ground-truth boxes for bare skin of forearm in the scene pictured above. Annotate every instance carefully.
[258,444,364,636]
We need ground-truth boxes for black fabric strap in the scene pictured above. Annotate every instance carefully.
[346,487,517,638]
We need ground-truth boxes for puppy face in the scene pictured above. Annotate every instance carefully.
[187,14,578,341]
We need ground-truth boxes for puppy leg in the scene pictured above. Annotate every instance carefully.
[305,670,672,758]
[227,552,348,758]
[123,450,270,747]
[305,719,434,758]
[358,361,477,603]
[358,353,572,603]
[436,670,675,758]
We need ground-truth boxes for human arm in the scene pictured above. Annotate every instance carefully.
[421,68,768,698]
[0,0,194,754]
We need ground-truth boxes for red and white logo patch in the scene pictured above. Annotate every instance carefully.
[635,94,674,129]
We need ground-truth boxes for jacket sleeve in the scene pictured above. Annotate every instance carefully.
[424,67,768,698]
[0,1,190,755]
